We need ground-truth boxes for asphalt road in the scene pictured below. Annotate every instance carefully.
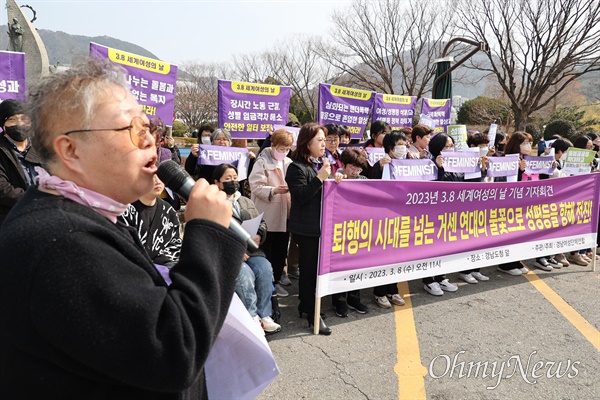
[257,259,599,400]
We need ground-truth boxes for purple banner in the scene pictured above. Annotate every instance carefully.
[421,98,451,135]
[524,155,555,175]
[198,144,248,166]
[388,159,437,181]
[372,94,416,129]
[440,151,481,173]
[318,83,374,140]
[218,80,290,139]
[0,51,26,102]
[487,155,520,178]
[317,174,600,296]
[90,43,177,124]
[364,147,385,167]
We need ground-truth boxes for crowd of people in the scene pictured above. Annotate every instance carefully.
[1,58,599,397]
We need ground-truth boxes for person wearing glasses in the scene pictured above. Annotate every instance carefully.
[0,59,246,399]
[185,127,233,183]
[324,123,343,174]
[0,99,42,226]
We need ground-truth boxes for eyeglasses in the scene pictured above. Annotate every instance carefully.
[347,165,362,174]
[63,116,151,148]
[325,138,340,144]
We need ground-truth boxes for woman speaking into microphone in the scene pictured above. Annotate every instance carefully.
[285,122,334,335]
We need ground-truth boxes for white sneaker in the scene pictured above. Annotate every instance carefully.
[459,273,478,284]
[519,267,529,274]
[471,271,489,281]
[261,316,281,334]
[274,283,289,297]
[498,267,522,276]
[387,294,405,306]
[546,256,562,269]
[534,258,553,271]
[253,315,265,336]
[423,282,443,296]
[278,273,292,286]
[439,279,458,292]
[374,295,392,308]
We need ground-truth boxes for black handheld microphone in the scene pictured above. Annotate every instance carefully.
[156,160,259,251]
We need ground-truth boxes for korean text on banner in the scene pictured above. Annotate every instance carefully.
[0,51,26,101]
[318,83,374,140]
[372,94,417,130]
[90,43,177,124]
[218,80,291,139]
[421,98,451,136]
[317,175,600,297]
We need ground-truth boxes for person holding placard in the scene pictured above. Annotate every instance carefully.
[362,120,391,178]
[286,122,335,335]
[370,130,410,180]
[213,163,281,335]
[185,128,232,182]
[324,123,344,174]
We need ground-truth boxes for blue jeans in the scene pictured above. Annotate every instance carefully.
[235,256,273,318]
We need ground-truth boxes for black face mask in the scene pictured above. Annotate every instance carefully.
[4,125,30,142]
[222,180,239,195]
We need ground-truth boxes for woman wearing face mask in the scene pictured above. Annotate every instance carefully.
[0,99,42,226]
[370,130,409,180]
[249,129,294,297]
[285,122,335,335]
[213,163,281,335]
[185,128,232,183]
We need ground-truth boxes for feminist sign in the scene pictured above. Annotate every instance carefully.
[524,155,555,175]
[372,94,416,130]
[90,43,177,124]
[218,80,291,140]
[317,174,600,296]
[421,98,451,135]
[385,159,437,181]
[318,83,374,140]
[440,151,481,174]
[0,51,26,102]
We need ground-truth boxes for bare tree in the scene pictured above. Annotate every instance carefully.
[175,62,231,130]
[456,0,600,130]
[316,0,457,97]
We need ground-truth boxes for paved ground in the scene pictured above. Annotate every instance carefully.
[257,259,599,400]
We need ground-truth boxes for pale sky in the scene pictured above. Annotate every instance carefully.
[1,0,352,66]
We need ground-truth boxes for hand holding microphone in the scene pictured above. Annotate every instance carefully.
[157,161,259,251]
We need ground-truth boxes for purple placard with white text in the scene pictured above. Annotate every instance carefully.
[318,83,374,140]
[487,155,520,178]
[524,155,555,175]
[388,159,437,181]
[317,174,600,296]
[198,144,248,166]
[0,51,26,102]
[90,43,177,124]
[421,98,451,135]
[364,147,385,167]
[440,151,481,173]
[218,80,290,139]
[372,94,416,129]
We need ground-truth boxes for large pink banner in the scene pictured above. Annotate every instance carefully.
[317,174,600,296]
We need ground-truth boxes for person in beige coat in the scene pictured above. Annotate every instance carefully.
[249,129,293,296]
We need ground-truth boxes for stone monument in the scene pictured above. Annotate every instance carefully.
[5,0,50,82]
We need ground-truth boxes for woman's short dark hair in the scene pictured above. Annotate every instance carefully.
[411,124,433,143]
[383,130,408,154]
[325,123,341,137]
[551,138,573,153]
[429,133,453,158]
[467,132,490,147]
[573,135,591,150]
[340,148,367,169]
[212,163,237,183]
[370,120,390,140]
[495,131,507,145]
[290,122,325,162]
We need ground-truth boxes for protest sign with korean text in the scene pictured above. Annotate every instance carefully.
[318,83,374,140]
[446,125,468,150]
[317,175,600,296]
[218,80,291,139]
[0,51,25,102]
[372,94,416,130]
[421,98,451,135]
[562,148,596,176]
[90,43,177,124]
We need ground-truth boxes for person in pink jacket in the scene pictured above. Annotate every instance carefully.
[249,129,294,297]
